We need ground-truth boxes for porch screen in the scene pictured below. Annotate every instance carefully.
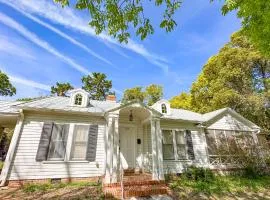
[71,125,89,160]
[162,130,174,160]
[175,131,186,159]
[47,124,69,160]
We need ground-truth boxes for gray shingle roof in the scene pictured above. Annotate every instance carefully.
[16,96,121,113]
[0,97,246,125]
[163,108,203,122]
[0,100,22,114]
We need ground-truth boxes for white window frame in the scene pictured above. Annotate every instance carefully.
[162,128,189,161]
[47,123,69,161]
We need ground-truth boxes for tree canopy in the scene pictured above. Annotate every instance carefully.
[54,0,181,43]
[170,32,270,131]
[51,82,74,96]
[220,0,270,57]
[122,84,163,105]
[0,71,16,96]
[82,72,112,100]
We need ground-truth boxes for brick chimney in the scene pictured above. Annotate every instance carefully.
[106,94,116,102]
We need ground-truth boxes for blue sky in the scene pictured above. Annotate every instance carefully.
[0,0,241,101]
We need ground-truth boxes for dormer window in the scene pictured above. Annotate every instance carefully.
[74,94,83,105]
[161,104,167,114]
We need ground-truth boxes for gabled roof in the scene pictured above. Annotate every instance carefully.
[0,97,260,130]
[0,100,22,114]
[162,108,202,122]
[15,96,120,114]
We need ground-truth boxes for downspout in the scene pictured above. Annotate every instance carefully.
[0,109,24,186]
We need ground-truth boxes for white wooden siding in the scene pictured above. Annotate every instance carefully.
[8,113,106,180]
[207,114,251,131]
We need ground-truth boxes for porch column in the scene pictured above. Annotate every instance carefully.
[104,113,119,184]
[112,115,119,183]
[151,119,159,180]
[156,119,164,180]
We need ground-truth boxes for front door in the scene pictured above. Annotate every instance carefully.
[119,127,136,169]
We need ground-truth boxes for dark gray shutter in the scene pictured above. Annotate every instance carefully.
[86,125,98,162]
[186,130,195,160]
[36,122,54,161]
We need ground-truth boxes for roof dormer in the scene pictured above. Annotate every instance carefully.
[69,88,89,107]
[151,99,171,115]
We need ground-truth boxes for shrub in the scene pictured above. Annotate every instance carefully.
[183,166,215,182]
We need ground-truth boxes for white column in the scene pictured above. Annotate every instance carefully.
[112,116,119,182]
[104,116,113,183]
[151,119,159,180]
[156,119,164,180]
[0,110,24,186]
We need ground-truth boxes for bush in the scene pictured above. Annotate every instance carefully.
[183,166,215,182]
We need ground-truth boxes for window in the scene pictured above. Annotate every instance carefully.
[175,131,186,159]
[161,104,167,114]
[71,125,89,160]
[74,94,83,105]
[47,124,68,160]
[162,130,174,160]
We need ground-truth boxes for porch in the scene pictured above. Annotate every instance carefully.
[103,102,165,184]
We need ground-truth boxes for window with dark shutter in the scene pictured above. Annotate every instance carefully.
[86,125,98,162]
[47,124,69,161]
[36,122,54,161]
[186,130,195,160]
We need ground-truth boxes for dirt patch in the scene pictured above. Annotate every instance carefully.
[0,185,114,200]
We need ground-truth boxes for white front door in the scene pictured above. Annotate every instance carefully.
[119,127,136,169]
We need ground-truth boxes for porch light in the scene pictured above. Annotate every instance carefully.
[129,110,133,122]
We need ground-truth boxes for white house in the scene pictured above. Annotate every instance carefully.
[0,89,261,188]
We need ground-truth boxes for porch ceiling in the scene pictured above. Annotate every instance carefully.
[119,106,151,121]
[0,114,18,128]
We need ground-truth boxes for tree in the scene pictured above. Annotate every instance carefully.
[145,84,163,106]
[171,32,270,131]
[122,86,145,103]
[82,72,112,100]
[170,92,191,110]
[0,71,16,96]
[220,0,270,57]
[51,82,74,96]
[122,84,163,105]
[54,0,181,43]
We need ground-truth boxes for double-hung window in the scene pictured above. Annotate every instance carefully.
[47,124,68,161]
[162,130,175,160]
[175,131,186,159]
[162,129,193,160]
[71,125,89,160]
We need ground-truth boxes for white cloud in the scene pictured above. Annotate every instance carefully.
[0,12,91,75]
[0,35,36,60]
[9,75,51,91]
[1,1,113,66]
[2,0,170,72]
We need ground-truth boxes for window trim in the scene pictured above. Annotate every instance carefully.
[161,104,167,114]
[46,123,68,161]
[162,128,190,161]
[70,124,90,161]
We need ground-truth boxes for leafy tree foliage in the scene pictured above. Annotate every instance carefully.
[51,82,74,96]
[170,92,191,110]
[171,32,270,131]
[122,86,145,103]
[145,84,163,106]
[54,0,181,43]
[0,71,16,96]
[122,84,163,105]
[220,0,270,57]
[82,72,112,100]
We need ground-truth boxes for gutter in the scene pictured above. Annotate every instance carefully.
[0,109,24,186]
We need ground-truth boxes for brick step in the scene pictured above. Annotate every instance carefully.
[104,184,169,199]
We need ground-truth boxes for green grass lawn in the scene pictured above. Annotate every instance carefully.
[169,175,270,199]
